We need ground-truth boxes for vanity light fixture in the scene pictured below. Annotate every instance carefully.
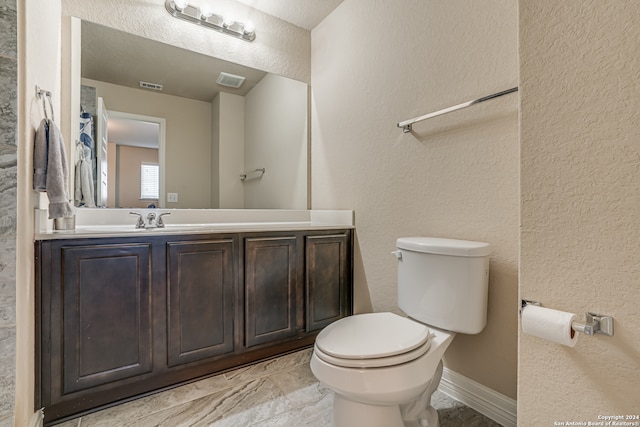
[164,0,256,42]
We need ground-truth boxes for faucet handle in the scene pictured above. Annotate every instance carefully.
[157,212,171,228]
[129,212,145,229]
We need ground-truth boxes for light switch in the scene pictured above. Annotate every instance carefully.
[167,192,178,203]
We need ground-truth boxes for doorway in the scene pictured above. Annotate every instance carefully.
[106,111,166,208]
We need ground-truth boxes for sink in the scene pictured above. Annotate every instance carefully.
[75,225,141,233]
[75,224,199,233]
[73,221,313,235]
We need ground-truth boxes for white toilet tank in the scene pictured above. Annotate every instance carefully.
[395,237,491,334]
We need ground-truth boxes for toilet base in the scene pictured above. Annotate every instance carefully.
[332,396,439,427]
[330,361,444,427]
[333,396,404,427]
[400,360,443,426]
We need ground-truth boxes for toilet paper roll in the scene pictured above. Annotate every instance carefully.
[521,305,578,347]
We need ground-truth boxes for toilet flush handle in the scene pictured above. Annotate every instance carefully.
[391,250,402,260]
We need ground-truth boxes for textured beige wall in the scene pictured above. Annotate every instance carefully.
[519,1,640,423]
[311,0,519,399]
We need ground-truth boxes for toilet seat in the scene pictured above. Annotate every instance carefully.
[314,312,432,368]
[314,339,432,368]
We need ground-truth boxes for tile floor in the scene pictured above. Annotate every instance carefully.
[55,348,500,427]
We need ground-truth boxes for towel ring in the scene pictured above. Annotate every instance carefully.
[36,85,55,123]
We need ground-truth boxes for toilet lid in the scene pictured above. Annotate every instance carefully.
[314,339,432,368]
[315,312,431,361]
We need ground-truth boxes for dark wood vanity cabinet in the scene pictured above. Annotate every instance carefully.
[36,229,352,425]
[55,243,154,394]
[305,233,351,332]
[166,238,236,367]
[244,236,299,347]
[36,239,163,422]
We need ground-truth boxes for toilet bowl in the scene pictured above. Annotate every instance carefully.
[310,237,492,427]
[310,312,455,427]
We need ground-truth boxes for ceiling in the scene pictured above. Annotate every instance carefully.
[107,116,160,149]
[81,21,269,103]
[233,0,343,30]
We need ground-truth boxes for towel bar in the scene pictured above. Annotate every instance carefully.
[397,87,518,133]
[240,168,265,182]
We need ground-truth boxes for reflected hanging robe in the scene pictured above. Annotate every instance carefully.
[80,111,97,191]
[75,145,96,207]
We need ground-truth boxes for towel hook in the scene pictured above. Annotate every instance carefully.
[35,85,55,123]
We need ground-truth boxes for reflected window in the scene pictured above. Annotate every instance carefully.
[140,162,159,199]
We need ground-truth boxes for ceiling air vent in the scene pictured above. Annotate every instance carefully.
[139,81,164,91]
[216,72,246,89]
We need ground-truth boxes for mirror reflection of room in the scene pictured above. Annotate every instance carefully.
[74,21,308,210]
[108,115,161,209]
[77,92,163,209]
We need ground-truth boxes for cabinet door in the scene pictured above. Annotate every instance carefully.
[306,233,351,332]
[244,236,297,347]
[61,243,153,395]
[167,239,235,367]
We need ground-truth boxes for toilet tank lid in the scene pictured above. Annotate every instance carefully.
[396,237,492,257]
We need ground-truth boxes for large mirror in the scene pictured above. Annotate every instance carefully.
[75,21,308,210]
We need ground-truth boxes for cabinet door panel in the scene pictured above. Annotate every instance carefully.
[167,240,235,366]
[306,234,350,332]
[62,244,152,394]
[245,237,297,347]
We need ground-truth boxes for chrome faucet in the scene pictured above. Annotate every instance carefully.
[146,212,157,227]
[129,211,170,229]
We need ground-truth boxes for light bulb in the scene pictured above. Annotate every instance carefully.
[200,1,214,18]
[243,21,255,35]
[174,0,188,10]
[222,16,235,28]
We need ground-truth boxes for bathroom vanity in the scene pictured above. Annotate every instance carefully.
[34,210,353,424]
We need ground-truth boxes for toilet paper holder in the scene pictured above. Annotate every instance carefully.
[520,300,614,337]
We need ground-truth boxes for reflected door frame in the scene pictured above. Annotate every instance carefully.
[108,110,166,208]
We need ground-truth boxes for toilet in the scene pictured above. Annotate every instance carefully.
[310,237,491,427]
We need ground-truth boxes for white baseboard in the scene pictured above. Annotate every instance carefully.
[438,367,517,427]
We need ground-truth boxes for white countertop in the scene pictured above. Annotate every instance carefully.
[35,209,354,240]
